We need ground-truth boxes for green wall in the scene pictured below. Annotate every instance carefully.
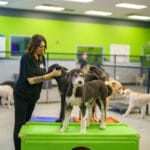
[0,15,150,57]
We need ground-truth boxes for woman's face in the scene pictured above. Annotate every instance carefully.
[35,41,46,56]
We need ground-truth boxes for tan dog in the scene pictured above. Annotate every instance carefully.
[105,80,123,108]
[122,88,150,118]
[92,80,123,119]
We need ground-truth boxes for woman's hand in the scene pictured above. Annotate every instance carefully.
[45,70,62,80]
[52,70,62,77]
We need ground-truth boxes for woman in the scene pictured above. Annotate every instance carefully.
[13,34,61,150]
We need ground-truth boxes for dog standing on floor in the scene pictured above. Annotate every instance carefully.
[60,68,112,133]
[122,88,150,118]
[135,74,145,86]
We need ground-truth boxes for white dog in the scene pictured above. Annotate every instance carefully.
[135,74,145,86]
[0,85,13,108]
[122,88,150,118]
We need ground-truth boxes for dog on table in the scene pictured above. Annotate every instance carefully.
[47,64,69,122]
[48,64,108,122]
[0,85,13,108]
[60,68,112,133]
[122,88,150,118]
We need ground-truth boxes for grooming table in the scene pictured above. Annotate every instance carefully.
[19,122,140,150]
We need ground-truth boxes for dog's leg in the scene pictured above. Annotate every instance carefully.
[99,98,106,130]
[56,95,66,122]
[60,104,73,132]
[7,95,11,109]
[140,105,146,119]
[106,97,110,113]
[86,99,95,127]
[122,105,134,117]
[1,97,6,107]
[80,104,87,134]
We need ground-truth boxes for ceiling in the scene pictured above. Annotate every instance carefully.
[1,0,150,22]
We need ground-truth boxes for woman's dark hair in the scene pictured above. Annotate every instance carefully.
[26,34,47,54]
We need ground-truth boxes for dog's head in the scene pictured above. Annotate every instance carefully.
[105,80,123,94]
[122,89,131,99]
[47,64,68,77]
[67,68,85,88]
[87,65,109,82]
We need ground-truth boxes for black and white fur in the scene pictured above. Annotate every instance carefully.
[60,68,112,133]
[48,64,108,122]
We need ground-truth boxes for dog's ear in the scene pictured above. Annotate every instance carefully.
[111,81,117,87]
[63,67,68,71]
[65,72,72,81]
[106,85,113,96]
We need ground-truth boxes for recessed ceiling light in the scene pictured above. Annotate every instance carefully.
[115,3,147,9]
[128,15,150,20]
[0,1,8,5]
[65,0,94,3]
[85,10,112,16]
[35,5,65,11]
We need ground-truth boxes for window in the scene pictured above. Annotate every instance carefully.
[10,35,31,56]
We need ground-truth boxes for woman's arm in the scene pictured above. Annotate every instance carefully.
[27,70,61,85]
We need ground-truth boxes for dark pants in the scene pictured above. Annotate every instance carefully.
[13,96,36,150]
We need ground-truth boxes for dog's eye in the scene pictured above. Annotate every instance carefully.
[73,74,78,77]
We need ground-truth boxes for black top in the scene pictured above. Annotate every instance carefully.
[14,53,46,103]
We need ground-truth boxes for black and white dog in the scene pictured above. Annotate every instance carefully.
[60,68,112,133]
[48,64,108,122]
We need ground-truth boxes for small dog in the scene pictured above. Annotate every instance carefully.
[105,80,123,95]
[0,85,13,108]
[122,88,150,118]
[60,68,112,133]
[135,74,145,86]
[91,80,123,118]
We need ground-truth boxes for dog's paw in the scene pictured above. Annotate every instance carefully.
[86,121,90,127]
[59,128,65,133]
[55,118,63,122]
[100,124,106,130]
[80,129,86,134]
